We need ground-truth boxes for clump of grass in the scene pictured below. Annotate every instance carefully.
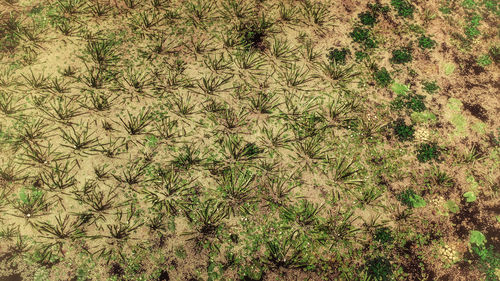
[393,118,415,141]
[418,35,436,50]
[416,143,440,162]
[373,67,392,87]
[237,15,274,50]
[390,47,413,64]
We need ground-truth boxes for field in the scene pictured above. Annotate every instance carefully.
[0,0,499,280]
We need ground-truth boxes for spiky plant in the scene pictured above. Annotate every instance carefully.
[187,198,228,237]
[118,107,153,135]
[142,165,196,215]
[106,206,143,241]
[112,159,149,186]
[34,214,84,240]
[10,186,51,219]
[324,156,365,187]
[216,166,256,216]
[261,172,298,208]
[73,180,121,216]
[264,230,306,269]
[281,199,323,228]
[38,160,78,191]
[60,122,99,154]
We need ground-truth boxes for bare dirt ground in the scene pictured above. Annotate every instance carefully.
[0,0,498,280]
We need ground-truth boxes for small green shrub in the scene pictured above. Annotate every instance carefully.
[391,93,426,112]
[464,13,482,39]
[355,50,368,61]
[462,0,477,9]
[350,27,377,49]
[390,48,413,64]
[366,257,393,281]
[391,0,415,18]
[367,3,390,14]
[416,143,440,162]
[327,48,350,64]
[358,11,377,26]
[489,46,500,63]
[398,189,426,208]
[373,67,392,87]
[350,26,370,42]
[406,94,426,112]
[422,80,439,94]
[477,54,492,67]
[418,35,436,50]
[374,227,394,244]
[393,118,415,141]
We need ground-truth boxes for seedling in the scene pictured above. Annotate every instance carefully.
[463,191,477,202]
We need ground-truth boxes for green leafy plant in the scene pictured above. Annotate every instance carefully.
[464,13,481,39]
[327,47,350,65]
[391,0,415,18]
[373,67,392,87]
[355,50,368,61]
[422,80,439,94]
[477,54,492,67]
[416,143,440,162]
[358,11,377,26]
[463,191,477,202]
[446,200,460,214]
[374,227,394,244]
[349,26,377,49]
[469,230,500,281]
[398,189,426,208]
[365,256,393,281]
[393,118,415,141]
[418,35,437,50]
[390,47,413,64]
